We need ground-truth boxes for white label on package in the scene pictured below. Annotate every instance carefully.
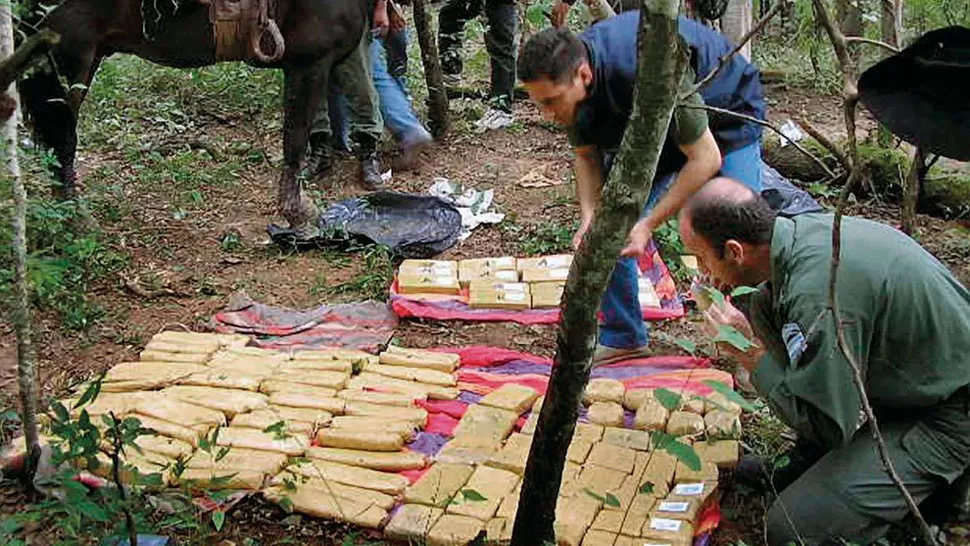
[495,270,519,281]
[503,292,527,302]
[542,256,570,268]
[649,518,682,532]
[658,501,690,513]
[433,277,452,285]
[549,268,570,280]
[491,257,516,268]
[672,483,704,496]
[499,283,527,292]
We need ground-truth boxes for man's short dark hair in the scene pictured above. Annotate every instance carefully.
[518,27,587,84]
[688,194,777,258]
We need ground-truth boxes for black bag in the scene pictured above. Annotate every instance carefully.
[268,191,463,258]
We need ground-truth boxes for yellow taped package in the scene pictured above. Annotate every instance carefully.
[306,446,429,472]
[521,266,571,283]
[330,416,417,441]
[258,381,337,398]
[587,402,625,427]
[495,485,520,519]
[162,386,268,418]
[178,370,265,391]
[613,536,636,546]
[651,497,702,522]
[530,281,565,308]
[285,459,409,494]
[280,359,354,373]
[187,447,288,474]
[400,259,458,276]
[517,254,573,271]
[66,391,150,418]
[665,411,705,437]
[578,464,628,498]
[435,442,500,466]
[458,257,518,283]
[468,281,531,310]
[130,435,193,459]
[446,465,519,521]
[635,399,670,432]
[315,429,404,452]
[218,346,289,360]
[268,475,397,510]
[178,468,265,490]
[643,451,678,495]
[292,347,377,365]
[336,389,417,407]
[405,463,475,507]
[704,410,742,438]
[366,364,456,387]
[268,392,346,414]
[215,426,308,456]
[619,498,653,536]
[144,338,217,354]
[487,433,532,475]
[584,378,626,405]
[139,350,211,364]
[454,404,520,444]
[385,504,446,542]
[131,414,208,446]
[233,405,331,428]
[587,443,637,474]
[478,384,540,414]
[349,373,458,401]
[104,361,209,383]
[343,400,429,427]
[602,427,651,452]
[461,265,520,285]
[206,356,282,376]
[486,517,513,545]
[591,508,625,533]
[641,517,694,546]
[582,529,618,546]
[151,331,249,348]
[702,390,742,415]
[427,514,485,546]
[86,452,172,488]
[554,494,601,546]
[231,413,314,436]
[567,439,595,465]
[273,369,349,390]
[263,485,388,529]
[622,388,654,411]
[602,475,643,512]
[694,439,740,469]
[380,345,460,373]
[131,394,227,428]
[674,460,719,484]
[399,272,461,295]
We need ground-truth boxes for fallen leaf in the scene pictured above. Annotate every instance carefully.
[518,168,562,188]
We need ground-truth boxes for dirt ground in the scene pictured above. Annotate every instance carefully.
[2,58,970,545]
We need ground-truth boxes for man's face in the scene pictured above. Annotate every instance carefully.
[680,213,752,290]
[522,64,591,126]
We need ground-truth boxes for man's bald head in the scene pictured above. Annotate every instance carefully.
[680,177,776,258]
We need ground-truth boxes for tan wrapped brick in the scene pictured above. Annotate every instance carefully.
[674,460,719,484]
[587,402,625,428]
[479,384,540,414]
[602,427,651,452]
[586,443,637,474]
[665,411,705,437]
[704,410,742,438]
[446,466,519,521]
[695,439,740,469]
[405,463,476,507]
[583,379,626,406]
[427,514,485,546]
[384,504,445,542]
[634,399,670,432]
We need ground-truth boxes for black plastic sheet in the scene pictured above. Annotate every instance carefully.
[268,191,463,258]
[761,162,824,217]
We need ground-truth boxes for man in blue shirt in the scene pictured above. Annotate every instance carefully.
[518,12,766,364]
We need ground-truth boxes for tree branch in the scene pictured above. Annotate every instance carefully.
[108,413,139,546]
[509,1,685,543]
[689,0,786,96]
[844,36,900,54]
[793,116,849,171]
[411,0,449,138]
[680,103,840,179]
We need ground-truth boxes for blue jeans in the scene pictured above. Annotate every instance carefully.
[598,141,764,349]
[330,30,430,151]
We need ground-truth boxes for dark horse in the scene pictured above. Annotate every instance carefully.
[19,0,367,237]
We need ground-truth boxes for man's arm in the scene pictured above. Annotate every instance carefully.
[641,128,721,231]
[572,145,604,249]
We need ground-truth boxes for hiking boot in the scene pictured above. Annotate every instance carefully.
[355,136,385,191]
[304,133,334,180]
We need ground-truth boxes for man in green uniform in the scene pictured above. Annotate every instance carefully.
[679,177,970,545]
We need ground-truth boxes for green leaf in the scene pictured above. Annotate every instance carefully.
[52,401,69,423]
[674,338,697,356]
[654,388,683,412]
[73,376,103,409]
[461,489,488,502]
[215,446,231,462]
[705,286,726,307]
[773,455,791,470]
[76,500,109,522]
[209,472,239,487]
[140,472,165,487]
[638,481,654,495]
[211,510,226,532]
[702,380,757,412]
[714,324,755,352]
[278,497,294,513]
[583,488,606,503]
[604,493,621,508]
[264,421,289,441]
[730,286,759,298]
[664,439,702,472]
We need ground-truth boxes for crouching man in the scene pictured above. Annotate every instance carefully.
[680,177,970,545]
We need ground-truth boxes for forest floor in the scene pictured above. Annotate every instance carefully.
[2,17,970,546]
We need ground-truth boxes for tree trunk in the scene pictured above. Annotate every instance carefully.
[721,0,754,60]
[880,0,902,48]
[411,0,450,138]
[835,0,864,72]
[901,148,923,235]
[2,8,41,484]
[508,1,686,544]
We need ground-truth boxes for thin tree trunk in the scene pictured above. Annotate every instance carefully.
[411,0,450,138]
[2,9,41,484]
[835,0,864,72]
[901,148,923,235]
[880,0,902,48]
[721,0,754,60]
[508,1,686,544]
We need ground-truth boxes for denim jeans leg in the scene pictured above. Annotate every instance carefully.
[719,141,764,192]
[370,37,431,147]
[384,29,409,87]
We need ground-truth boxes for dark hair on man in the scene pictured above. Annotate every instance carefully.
[518,27,588,84]
[687,190,777,258]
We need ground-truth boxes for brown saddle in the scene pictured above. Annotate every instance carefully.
[202,0,285,63]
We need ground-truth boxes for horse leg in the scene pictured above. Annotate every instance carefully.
[19,48,100,200]
[278,58,331,238]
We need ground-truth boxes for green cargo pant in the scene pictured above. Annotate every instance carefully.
[767,388,970,545]
[312,28,384,145]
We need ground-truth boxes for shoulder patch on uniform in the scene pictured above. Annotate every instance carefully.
[782,322,807,365]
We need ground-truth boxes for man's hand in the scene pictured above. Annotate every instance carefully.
[620,219,652,258]
[551,0,571,27]
[572,216,592,250]
[373,3,390,37]
[703,299,765,372]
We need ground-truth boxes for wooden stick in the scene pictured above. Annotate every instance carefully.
[845,36,900,54]
[794,116,849,171]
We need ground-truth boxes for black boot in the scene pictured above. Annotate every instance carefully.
[355,136,385,191]
[304,133,334,180]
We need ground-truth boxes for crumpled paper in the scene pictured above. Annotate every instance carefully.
[428,177,505,241]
